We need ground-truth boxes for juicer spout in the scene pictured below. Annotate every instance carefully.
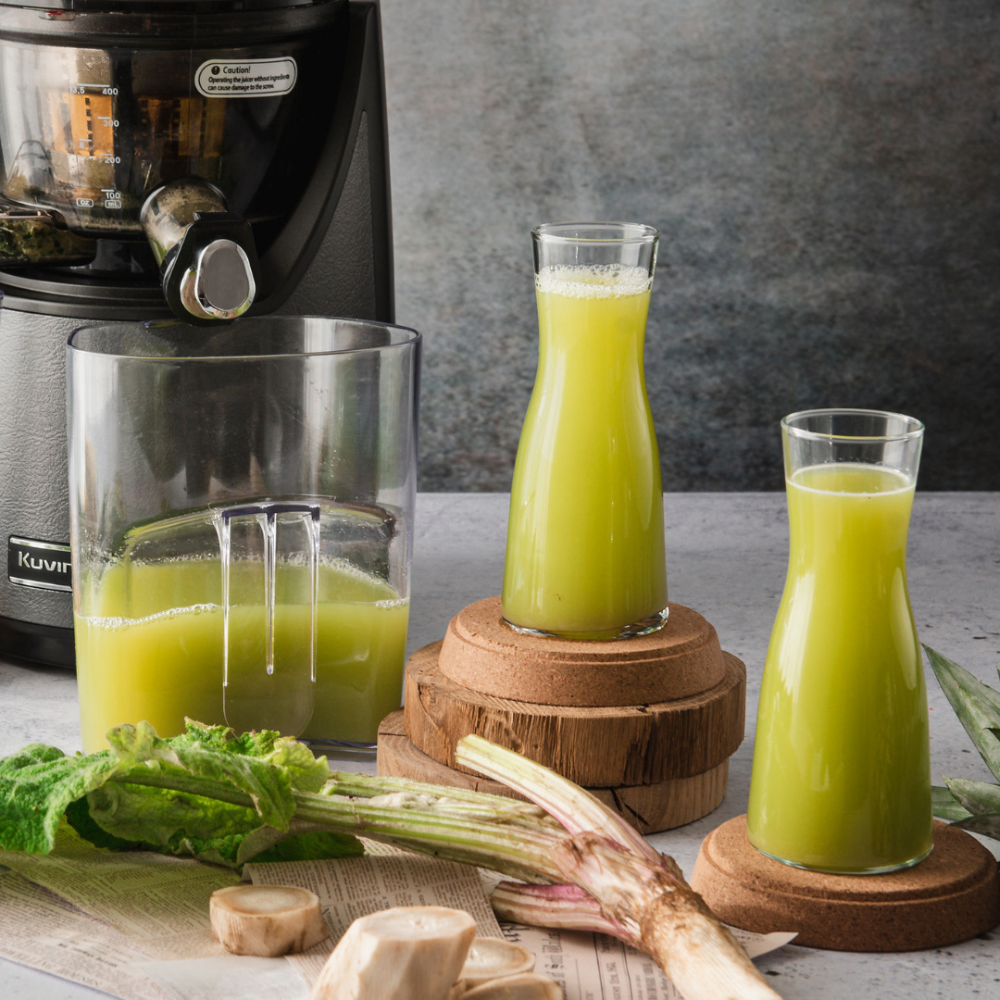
[140,178,259,325]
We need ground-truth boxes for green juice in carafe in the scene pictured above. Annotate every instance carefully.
[747,463,932,873]
[502,264,667,637]
[75,557,408,754]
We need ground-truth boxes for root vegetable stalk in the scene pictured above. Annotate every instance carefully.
[309,906,477,1000]
[0,722,781,1000]
[210,884,328,955]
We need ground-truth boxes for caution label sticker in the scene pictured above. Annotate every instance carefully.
[195,58,298,98]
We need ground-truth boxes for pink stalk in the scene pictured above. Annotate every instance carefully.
[492,882,635,941]
[455,734,660,864]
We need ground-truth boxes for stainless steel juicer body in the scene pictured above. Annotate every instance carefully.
[0,0,394,665]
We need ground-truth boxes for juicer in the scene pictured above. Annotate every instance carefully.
[0,0,394,666]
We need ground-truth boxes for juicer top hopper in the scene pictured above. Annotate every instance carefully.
[0,0,382,325]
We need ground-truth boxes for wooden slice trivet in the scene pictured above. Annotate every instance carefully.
[690,814,1000,951]
[439,598,726,706]
[377,710,729,835]
[403,640,746,787]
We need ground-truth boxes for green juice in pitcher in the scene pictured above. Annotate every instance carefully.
[747,463,932,873]
[502,263,667,637]
[75,557,408,754]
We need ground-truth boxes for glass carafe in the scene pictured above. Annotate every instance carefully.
[747,409,932,874]
[501,223,667,640]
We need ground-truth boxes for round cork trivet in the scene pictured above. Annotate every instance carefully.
[690,814,1000,951]
[438,598,726,707]
[377,710,729,835]
[403,640,746,787]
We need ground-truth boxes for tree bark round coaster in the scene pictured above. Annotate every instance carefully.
[377,710,729,835]
[438,597,726,707]
[690,814,1000,952]
[403,639,746,787]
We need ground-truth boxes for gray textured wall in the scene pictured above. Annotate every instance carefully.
[381,0,1000,491]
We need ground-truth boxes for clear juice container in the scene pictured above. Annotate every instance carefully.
[502,222,667,640]
[747,408,932,873]
[68,317,419,754]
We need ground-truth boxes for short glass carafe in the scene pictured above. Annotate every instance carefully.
[747,409,932,874]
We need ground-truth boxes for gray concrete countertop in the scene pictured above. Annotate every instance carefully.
[1,492,998,998]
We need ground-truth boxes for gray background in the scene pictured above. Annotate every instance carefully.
[379,0,1000,492]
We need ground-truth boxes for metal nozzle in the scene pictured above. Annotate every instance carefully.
[140,179,259,325]
[178,239,256,321]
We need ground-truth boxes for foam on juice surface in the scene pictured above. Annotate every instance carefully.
[536,263,651,299]
[790,462,914,496]
[84,603,218,632]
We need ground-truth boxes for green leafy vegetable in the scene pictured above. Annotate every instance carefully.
[0,720,361,867]
[925,644,1000,840]
[0,743,126,854]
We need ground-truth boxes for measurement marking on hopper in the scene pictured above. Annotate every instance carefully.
[70,83,119,95]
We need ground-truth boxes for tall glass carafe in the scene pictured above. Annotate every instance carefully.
[502,223,667,640]
[747,409,932,874]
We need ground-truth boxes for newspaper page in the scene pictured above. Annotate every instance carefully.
[0,830,795,1000]
[248,847,794,998]
[136,956,308,1000]
[0,824,239,960]
[477,868,795,1000]
[245,842,504,985]
[498,921,796,1000]
[0,865,172,1000]
[0,860,308,1000]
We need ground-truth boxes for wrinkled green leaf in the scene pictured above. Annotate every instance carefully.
[263,739,331,793]
[159,823,361,868]
[931,784,973,822]
[924,645,1000,780]
[0,744,126,854]
[67,790,360,869]
[64,796,145,852]
[85,781,261,847]
[166,720,329,791]
[107,722,295,830]
[0,720,361,866]
[251,829,363,864]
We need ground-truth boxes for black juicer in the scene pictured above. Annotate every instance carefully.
[0,0,393,666]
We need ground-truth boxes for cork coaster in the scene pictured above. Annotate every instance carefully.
[403,640,746,787]
[690,814,1000,951]
[377,710,729,835]
[438,598,726,707]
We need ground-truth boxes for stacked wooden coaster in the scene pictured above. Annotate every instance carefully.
[376,596,746,834]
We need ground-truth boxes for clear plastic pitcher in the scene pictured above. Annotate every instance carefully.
[68,317,419,754]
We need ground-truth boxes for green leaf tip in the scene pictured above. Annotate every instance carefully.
[931,784,973,822]
[923,644,1000,782]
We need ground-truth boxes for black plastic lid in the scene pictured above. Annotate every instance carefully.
[0,0,345,43]
[0,0,333,11]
